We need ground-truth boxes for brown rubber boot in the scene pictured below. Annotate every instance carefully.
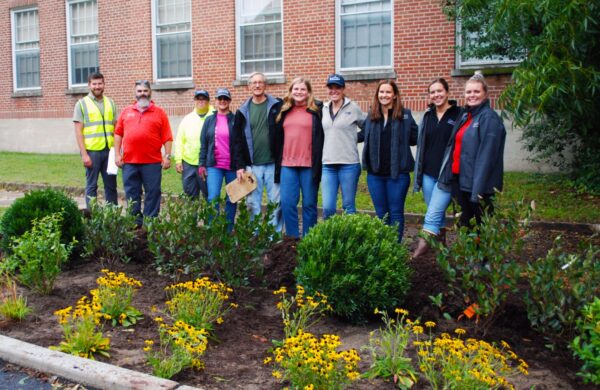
[411,237,430,259]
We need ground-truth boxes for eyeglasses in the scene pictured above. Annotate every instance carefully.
[135,80,151,88]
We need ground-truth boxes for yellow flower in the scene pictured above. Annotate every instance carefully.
[272,370,282,379]
[425,321,436,328]
[395,308,409,315]
[154,316,164,323]
[454,328,466,335]
[216,317,224,324]
[263,357,272,364]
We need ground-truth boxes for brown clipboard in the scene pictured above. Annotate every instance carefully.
[226,172,258,203]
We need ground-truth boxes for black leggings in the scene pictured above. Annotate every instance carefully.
[451,178,494,229]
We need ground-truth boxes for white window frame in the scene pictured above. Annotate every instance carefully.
[11,6,41,91]
[235,0,284,80]
[455,20,521,69]
[335,0,394,74]
[66,0,99,88]
[151,0,193,82]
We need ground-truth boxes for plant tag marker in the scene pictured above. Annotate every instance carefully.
[463,303,479,319]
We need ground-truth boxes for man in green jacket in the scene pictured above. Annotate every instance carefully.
[174,89,215,199]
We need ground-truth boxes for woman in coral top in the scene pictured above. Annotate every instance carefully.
[199,88,237,231]
[274,77,324,238]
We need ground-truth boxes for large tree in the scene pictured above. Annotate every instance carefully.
[446,0,600,192]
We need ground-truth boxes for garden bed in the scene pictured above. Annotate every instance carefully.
[0,224,597,389]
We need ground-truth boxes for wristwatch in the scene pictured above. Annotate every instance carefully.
[164,154,171,160]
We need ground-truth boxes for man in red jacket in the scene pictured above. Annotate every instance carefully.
[114,80,173,226]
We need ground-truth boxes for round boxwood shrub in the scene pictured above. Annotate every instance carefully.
[0,188,84,255]
[295,213,412,322]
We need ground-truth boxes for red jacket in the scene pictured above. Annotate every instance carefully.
[115,102,173,164]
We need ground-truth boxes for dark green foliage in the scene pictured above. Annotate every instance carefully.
[146,195,277,287]
[83,199,137,264]
[0,189,83,254]
[295,214,412,323]
[571,297,600,384]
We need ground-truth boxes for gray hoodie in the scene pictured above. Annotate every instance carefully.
[321,97,366,164]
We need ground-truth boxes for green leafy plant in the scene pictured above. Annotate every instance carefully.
[267,330,361,389]
[164,277,236,334]
[571,297,600,384]
[90,269,143,327]
[146,196,276,286]
[144,318,208,379]
[295,214,411,322]
[428,196,532,332]
[8,213,75,295]
[0,274,31,321]
[51,295,110,360]
[272,285,331,341]
[0,189,83,254]
[83,199,137,265]
[525,236,600,335]
[362,308,417,389]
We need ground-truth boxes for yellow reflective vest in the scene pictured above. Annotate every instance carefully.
[79,96,116,151]
[174,106,215,165]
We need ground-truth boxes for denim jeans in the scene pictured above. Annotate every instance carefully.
[207,167,237,231]
[246,163,282,232]
[280,166,318,238]
[182,161,208,200]
[422,181,452,235]
[122,163,162,226]
[367,172,410,242]
[85,148,118,208]
[321,163,361,219]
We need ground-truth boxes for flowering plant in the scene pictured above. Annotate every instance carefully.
[0,274,31,321]
[91,269,143,327]
[273,285,331,340]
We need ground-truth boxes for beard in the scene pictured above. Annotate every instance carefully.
[136,96,150,108]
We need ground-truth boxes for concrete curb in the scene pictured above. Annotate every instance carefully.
[0,335,204,390]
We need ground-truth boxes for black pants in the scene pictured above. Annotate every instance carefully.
[451,177,494,229]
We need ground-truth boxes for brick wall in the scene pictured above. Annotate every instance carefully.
[0,0,511,120]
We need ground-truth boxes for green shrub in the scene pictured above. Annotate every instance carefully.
[429,197,532,333]
[146,195,276,286]
[0,189,83,255]
[8,213,75,295]
[295,214,411,322]
[571,297,600,385]
[525,237,600,335]
[83,199,137,264]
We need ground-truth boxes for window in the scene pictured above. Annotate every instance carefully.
[236,0,283,77]
[67,0,99,86]
[153,0,192,81]
[455,20,521,69]
[337,0,392,71]
[11,7,40,90]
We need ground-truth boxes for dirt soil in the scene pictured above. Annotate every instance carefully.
[0,225,598,390]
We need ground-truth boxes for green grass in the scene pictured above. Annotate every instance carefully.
[1,152,598,223]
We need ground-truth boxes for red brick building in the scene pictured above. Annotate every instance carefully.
[0,0,515,120]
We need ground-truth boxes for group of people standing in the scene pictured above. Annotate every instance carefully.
[74,70,506,246]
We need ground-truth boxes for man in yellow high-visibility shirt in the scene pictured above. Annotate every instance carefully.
[73,72,118,208]
[174,89,215,199]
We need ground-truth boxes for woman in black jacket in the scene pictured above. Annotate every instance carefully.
[361,80,417,242]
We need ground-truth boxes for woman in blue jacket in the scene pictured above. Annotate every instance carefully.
[360,80,418,242]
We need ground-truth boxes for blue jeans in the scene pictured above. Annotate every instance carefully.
[280,166,318,238]
[246,163,282,232]
[321,163,361,219]
[85,148,118,208]
[367,172,410,242]
[422,181,452,235]
[207,167,237,231]
[122,163,162,226]
[421,174,447,229]
[182,161,207,200]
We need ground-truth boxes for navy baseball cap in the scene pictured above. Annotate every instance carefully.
[326,74,345,87]
[194,89,210,99]
[216,88,232,100]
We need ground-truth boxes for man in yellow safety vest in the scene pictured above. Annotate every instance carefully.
[73,72,118,208]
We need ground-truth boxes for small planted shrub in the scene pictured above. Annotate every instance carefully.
[90,269,143,327]
[429,196,532,332]
[273,285,331,340]
[8,213,75,295]
[0,274,31,321]
[571,297,600,385]
[0,189,83,254]
[295,214,411,322]
[525,236,600,335]
[83,200,137,265]
[145,318,208,379]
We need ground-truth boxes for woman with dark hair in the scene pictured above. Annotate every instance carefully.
[413,72,506,257]
[274,77,324,238]
[360,80,418,242]
[199,88,237,231]
[412,78,461,257]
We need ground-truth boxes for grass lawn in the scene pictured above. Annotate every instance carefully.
[1,151,598,223]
